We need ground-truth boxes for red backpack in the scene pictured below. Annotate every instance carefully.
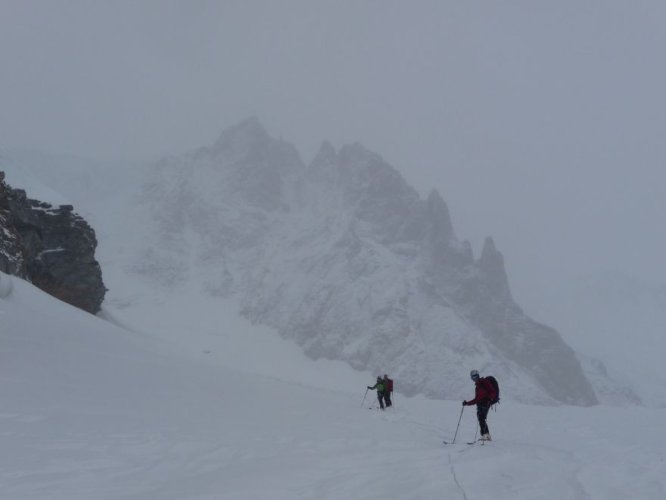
[384,377,393,392]
[482,376,500,405]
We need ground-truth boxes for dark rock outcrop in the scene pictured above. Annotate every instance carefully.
[0,171,106,313]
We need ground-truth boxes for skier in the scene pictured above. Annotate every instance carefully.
[367,376,386,410]
[382,374,393,408]
[462,369,496,441]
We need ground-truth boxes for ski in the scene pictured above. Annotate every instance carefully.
[468,439,489,446]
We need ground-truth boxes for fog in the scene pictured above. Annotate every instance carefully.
[2,0,665,309]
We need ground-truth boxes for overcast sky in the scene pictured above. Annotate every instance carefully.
[2,0,665,309]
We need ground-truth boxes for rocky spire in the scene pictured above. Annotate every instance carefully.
[425,189,455,246]
[307,141,338,183]
[477,236,512,300]
[314,141,336,163]
[211,116,271,157]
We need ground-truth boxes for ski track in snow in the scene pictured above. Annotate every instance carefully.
[448,452,469,500]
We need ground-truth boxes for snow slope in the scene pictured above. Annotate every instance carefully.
[1,271,665,499]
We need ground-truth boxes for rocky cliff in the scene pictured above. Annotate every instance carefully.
[0,171,106,313]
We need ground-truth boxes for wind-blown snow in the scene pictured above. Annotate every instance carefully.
[1,271,665,499]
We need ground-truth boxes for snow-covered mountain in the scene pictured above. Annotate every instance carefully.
[110,118,596,405]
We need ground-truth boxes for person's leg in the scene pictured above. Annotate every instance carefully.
[377,393,385,409]
[384,392,392,407]
[477,404,490,437]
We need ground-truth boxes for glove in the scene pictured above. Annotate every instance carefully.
[367,386,372,389]
[462,400,469,406]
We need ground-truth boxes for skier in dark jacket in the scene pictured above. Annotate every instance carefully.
[367,376,386,410]
[462,369,496,441]
[382,374,393,408]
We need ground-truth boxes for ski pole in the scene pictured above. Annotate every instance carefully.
[360,388,369,408]
[451,405,464,444]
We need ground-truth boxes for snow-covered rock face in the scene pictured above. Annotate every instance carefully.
[137,120,598,405]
